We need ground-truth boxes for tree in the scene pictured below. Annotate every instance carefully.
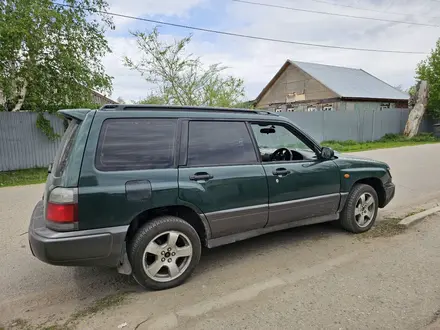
[134,92,169,105]
[116,96,126,104]
[0,0,113,112]
[124,28,245,107]
[404,81,429,138]
[416,39,440,119]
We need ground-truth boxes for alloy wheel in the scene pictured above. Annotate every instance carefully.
[354,192,376,228]
[142,230,193,282]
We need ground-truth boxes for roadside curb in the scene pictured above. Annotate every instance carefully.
[398,206,440,228]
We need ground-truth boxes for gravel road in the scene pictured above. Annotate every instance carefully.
[1,144,440,329]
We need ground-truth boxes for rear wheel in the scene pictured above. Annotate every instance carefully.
[128,216,201,290]
[340,184,378,233]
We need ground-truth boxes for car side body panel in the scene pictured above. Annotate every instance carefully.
[179,165,269,238]
[77,112,181,230]
[333,155,391,190]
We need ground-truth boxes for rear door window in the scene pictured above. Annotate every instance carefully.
[187,121,258,167]
[95,118,178,171]
[52,119,80,177]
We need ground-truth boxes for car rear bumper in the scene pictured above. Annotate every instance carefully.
[382,182,395,208]
[28,200,128,267]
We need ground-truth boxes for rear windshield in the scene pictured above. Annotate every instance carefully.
[52,119,80,177]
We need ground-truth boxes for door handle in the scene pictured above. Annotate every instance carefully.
[272,168,290,176]
[189,172,214,181]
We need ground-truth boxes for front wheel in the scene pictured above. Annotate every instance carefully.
[340,184,379,233]
[128,216,201,290]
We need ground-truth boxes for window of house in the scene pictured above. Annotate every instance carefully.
[187,121,258,167]
[380,103,391,110]
[322,104,333,111]
[95,119,177,171]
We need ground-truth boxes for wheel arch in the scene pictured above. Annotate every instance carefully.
[353,177,386,207]
[125,205,211,247]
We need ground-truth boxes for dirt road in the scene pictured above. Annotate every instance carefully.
[1,144,440,329]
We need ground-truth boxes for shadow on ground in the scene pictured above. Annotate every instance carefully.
[70,222,347,293]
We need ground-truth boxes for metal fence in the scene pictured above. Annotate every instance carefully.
[0,109,433,171]
[0,112,64,171]
[282,108,432,142]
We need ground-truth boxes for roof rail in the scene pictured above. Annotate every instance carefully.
[99,104,278,116]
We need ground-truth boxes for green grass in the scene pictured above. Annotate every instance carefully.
[0,167,48,188]
[322,133,440,152]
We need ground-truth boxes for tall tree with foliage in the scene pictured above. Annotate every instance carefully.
[0,0,113,112]
[124,28,245,107]
[416,39,440,119]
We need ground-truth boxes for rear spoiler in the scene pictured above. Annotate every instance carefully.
[58,109,91,121]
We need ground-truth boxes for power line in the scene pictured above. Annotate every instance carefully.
[232,0,440,28]
[52,2,427,55]
[296,0,438,18]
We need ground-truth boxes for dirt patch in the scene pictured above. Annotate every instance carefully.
[7,292,130,330]
[358,218,406,239]
[68,291,129,323]
[358,208,427,239]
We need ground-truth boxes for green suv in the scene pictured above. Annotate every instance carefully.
[29,105,395,290]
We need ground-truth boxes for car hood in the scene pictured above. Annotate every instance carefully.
[334,152,389,169]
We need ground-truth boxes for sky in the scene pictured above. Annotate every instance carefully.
[101,0,440,102]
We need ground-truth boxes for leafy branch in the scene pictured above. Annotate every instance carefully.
[36,113,60,141]
[124,28,246,108]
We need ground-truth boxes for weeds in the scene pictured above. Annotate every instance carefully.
[0,168,48,188]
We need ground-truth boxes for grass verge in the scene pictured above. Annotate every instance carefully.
[322,133,440,153]
[0,168,48,188]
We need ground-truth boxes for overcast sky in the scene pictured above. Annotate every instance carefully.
[102,0,440,102]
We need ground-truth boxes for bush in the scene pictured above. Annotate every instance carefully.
[379,133,403,142]
[410,132,437,142]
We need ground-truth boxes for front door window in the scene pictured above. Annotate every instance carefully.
[251,123,315,162]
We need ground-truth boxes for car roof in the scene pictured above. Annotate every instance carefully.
[98,104,280,121]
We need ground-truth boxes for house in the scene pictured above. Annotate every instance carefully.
[91,90,118,105]
[254,60,409,112]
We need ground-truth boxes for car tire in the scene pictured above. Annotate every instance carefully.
[128,215,202,290]
[340,184,379,233]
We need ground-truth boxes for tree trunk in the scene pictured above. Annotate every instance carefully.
[11,79,28,112]
[0,89,5,110]
[404,81,428,138]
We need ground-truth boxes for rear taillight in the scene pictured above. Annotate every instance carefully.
[46,187,78,224]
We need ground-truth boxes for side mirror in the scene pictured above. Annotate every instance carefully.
[320,147,334,160]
